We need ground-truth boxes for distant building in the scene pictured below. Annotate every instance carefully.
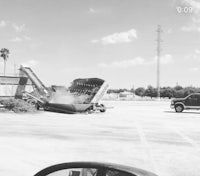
[119,91,134,100]
[103,91,135,101]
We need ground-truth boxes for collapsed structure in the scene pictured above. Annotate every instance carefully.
[0,65,109,113]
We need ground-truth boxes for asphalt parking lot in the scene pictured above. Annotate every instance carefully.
[0,100,200,176]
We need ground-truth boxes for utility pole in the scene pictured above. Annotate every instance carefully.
[156,25,162,98]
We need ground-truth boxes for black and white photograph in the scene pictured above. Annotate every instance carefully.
[0,0,200,176]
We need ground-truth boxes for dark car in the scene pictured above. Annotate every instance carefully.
[171,93,200,112]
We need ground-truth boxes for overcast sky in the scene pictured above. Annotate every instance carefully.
[0,0,200,88]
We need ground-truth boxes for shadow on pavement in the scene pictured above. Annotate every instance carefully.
[164,111,200,114]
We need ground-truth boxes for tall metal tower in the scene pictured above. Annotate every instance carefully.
[156,25,162,98]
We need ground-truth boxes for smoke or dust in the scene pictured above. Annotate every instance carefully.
[49,90,90,104]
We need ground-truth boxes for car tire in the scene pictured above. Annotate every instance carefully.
[175,104,184,113]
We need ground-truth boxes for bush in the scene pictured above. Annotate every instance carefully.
[135,87,146,97]
[0,99,37,113]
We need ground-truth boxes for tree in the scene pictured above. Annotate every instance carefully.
[173,89,185,98]
[183,87,196,97]
[174,85,183,91]
[0,48,10,76]
[160,87,173,99]
[145,85,157,98]
[135,87,145,97]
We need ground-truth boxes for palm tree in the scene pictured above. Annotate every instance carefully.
[0,48,10,76]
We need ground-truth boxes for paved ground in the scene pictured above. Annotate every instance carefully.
[1,100,200,176]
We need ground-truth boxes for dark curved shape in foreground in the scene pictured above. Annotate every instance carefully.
[34,161,158,176]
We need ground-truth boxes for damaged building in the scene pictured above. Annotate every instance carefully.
[0,65,109,114]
